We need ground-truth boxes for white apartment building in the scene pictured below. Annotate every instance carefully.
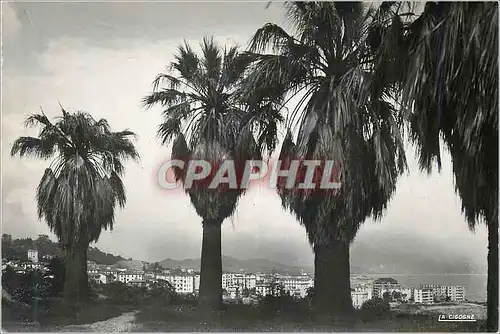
[27,249,38,263]
[420,284,467,302]
[351,285,373,309]
[89,273,108,285]
[372,277,400,298]
[224,285,240,299]
[161,275,195,294]
[280,277,314,298]
[413,289,422,303]
[421,284,442,296]
[413,288,433,304]
[379,287,413,302]
[222,273,257,290]
[194,274,200,292]
[117,271,144,284]
[21,262,42,270]
[446,286,466,302]
[255,283,272,296]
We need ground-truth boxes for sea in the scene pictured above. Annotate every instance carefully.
[352,274,487,302]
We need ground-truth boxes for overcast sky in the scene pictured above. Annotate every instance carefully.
[2,1,487,267]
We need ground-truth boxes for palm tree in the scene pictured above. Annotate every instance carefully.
[143,37,278,312]
[10,108,138,302]
[242,2,406,316]
[382,2,498,330]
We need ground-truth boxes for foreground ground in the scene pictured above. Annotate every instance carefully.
[133,303,487,332]
[2,301,137,332]
[2,301,488,332]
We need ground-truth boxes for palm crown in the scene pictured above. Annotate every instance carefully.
[143,37,275,221]
[243,2,407,244]
[398,2,498,227]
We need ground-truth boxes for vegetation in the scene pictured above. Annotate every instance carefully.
[360,297,391,320]
[2,234,125,265]
[10,109,138,303]
[2,264,174,330]
[134,301,486,332]
[371,2,498,330]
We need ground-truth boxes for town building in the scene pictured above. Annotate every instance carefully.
[420,284,467,302]
[194,274,200,292]
[89,273,108,285]
[224,285,240,300]
[413,288,433,304]
[255,283,272,296]
[222,273,257,290]
[446,285,466,302]
[128,279,148,288]
[21,262,43,270]
[351,285,373,309]
[279,276,314,298]
[159,275,195,294]
[379,286,413,302]
[372,277,400,298]
[117,271,144,284]
[421,284,442,296]
[27,249,38,263]
[241,295,260,305]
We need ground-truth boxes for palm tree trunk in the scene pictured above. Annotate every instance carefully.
[487,215,498,332]
[313,240,353,318]
[197,218,222,313]
[63,242,89,303]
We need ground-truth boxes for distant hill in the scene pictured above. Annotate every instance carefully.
[155,232,485,275]
[116,259,146,270]
[350,231,486,275]
[159,256,309,274]
[2,234,125,265]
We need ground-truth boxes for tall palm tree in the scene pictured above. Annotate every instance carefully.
[242,2,407,316]
[10,108,139,302]
[143,37,279,312]
[381,2,498,330]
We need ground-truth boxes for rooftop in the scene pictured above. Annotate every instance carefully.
[373,277,399,284]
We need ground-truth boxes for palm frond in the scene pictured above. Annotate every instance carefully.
[11,137,55,159]
[245,1,407,245]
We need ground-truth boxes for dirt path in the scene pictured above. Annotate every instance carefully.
[55,310,141,332]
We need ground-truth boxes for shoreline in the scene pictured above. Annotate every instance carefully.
[353,273,487,276]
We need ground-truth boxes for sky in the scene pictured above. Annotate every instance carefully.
[1,1,488,268]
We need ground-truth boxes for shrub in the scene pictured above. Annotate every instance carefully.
[257,294,298,319]
[171,293,197,306]
[360,297,391,319]
[101,282,147,305]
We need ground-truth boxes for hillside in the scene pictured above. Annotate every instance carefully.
[2,234,125,265]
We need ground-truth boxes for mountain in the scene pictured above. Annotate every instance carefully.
[116,259,146,270]
[156,232,485,275]
[350,231,486,275]
[159,256,309,274]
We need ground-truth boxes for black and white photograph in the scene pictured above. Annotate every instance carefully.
[1,1,498,332]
